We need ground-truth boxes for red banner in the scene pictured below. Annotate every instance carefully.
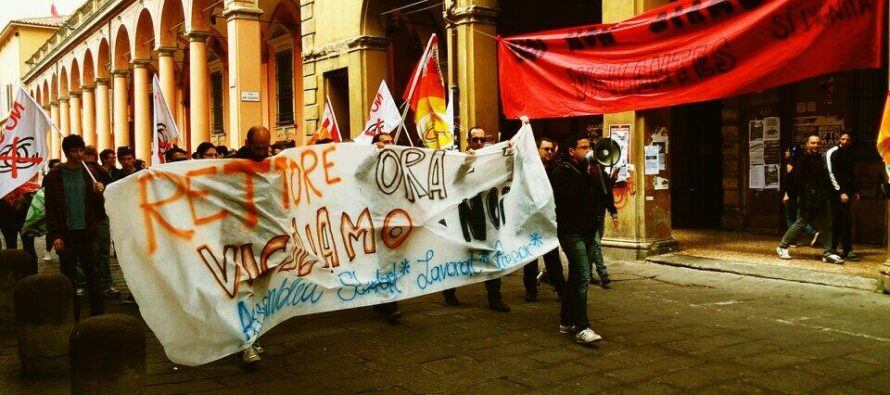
[498,0,885,119]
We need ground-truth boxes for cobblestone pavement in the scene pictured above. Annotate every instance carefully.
[2,240,890,394]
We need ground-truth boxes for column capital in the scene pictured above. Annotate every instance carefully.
[81,84,96,91]
[155,46,177,56]
[447,5,498,26]
[220,5,263,20]
[95,77,111,85]
[69,90,82,97]
[42,105,51,110]
[185,30,212,42]
[131,59,151,68]
[111,69,129,77]
[50,100,59,106]
[58,96,69,102]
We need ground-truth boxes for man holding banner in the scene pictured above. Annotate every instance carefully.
[45,135,106,321]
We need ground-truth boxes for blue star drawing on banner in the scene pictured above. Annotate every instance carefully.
[530,232,543,247]
[478,251,490,264]
[398,259,411,276]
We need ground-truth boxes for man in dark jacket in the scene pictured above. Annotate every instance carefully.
[551,133,607,346]
[44,135,106,321]
[826,132,859,261]
[777,134,843,264]
[234,126,272,161]
[523,137,566,302]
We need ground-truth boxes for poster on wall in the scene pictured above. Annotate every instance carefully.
[645,145,660,175]
[763,117,780,140]
[608,124,631,181]
[749,120,764,141]
[763,140,782,166]
[749,165,766,189]
[764,164,780,190]
[750,140,765,165]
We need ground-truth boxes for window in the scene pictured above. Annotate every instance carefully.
[275,50,294,125]
[210,71,224,135]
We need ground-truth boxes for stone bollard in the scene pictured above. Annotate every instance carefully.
[70,314,146,395]
[15,272,75,378]
[0,250,34,334]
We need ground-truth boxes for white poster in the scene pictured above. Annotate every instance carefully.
[763,117,780,140]
[0,87,50,199]
[608,124,630,181]
[644,145,660,175]
[749,165,765,189]
[106,125,557,366]
[750,140,764,165]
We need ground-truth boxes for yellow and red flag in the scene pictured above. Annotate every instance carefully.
[403,34,453,149]
[878,91,890,178]
[307,96,342,145]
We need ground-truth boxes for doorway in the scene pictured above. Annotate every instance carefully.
[670,101,724,228]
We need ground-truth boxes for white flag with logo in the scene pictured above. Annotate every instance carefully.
[152,75,180,165]
[0,87,50,199]
[355,81,402,144]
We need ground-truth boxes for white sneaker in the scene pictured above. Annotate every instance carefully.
[776,247,791,260]
[242,345,261,366]
[822,254,844,265]
[574,328,603,345]
[559,324,575,334]
[43,252,52,261]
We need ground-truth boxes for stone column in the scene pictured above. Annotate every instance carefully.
[450,2,499,150]
[188,31,211,151]
[70,315,146,394]
[69,90,82,136]
[95,78,112,151]
[15,273,75,378]
[59,97,70,137]
[81,85,96,146]
[50,101,60,159]
[132,60,151,162]
[222,5,264,147]
[156,47,177,122]
[112,70,130,149]
[600,0,677,260]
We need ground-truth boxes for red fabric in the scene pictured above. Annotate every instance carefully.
[498,0,885,119]
[403,35,441,111]
[50,4,60,17]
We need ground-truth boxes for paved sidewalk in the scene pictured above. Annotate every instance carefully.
[2,243,890,393]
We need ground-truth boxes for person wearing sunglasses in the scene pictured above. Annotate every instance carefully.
[442,126,511,312]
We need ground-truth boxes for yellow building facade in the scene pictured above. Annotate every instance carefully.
[0,17,64,114]
[20,0,890,289]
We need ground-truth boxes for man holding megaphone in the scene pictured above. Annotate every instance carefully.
[551,133,619,346]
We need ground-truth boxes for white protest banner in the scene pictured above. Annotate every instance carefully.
[0,87,50,199]
[152,75,181,166]
[355,81,402,144]
[106,125,556,366]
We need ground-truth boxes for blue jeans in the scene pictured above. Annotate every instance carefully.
[591,216,608,278]
[558,233,596,330]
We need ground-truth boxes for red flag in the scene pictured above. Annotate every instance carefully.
[50,4,60,17]
[402,35,452,149]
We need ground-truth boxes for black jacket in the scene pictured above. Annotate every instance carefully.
[792,152,833,211]
[826,145,856,195]
[551,159,617,236]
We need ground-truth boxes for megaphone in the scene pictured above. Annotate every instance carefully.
[586,137,621,167]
